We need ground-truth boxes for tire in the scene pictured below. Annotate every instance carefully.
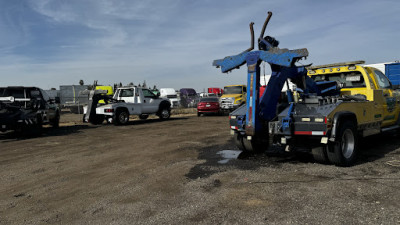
[242,135,268,153]
[90,114,105,125]
[113,109,129,125]
[139,114,149,120]
[159,108,170,120]
[327,121,358,166]
[311,146,329,164]
[24,115,43,137]
[50,112,60,128]
[197,112,201,117]
[233,132,245,150]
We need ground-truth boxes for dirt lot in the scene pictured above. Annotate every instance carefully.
[1,112,400,224]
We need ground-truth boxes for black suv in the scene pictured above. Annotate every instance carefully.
[0,86,60,133]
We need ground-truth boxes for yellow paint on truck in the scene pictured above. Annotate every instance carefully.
[308,63,400,131]
[220,85,247,111]
[95,86,114,104]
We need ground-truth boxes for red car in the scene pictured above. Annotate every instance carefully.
[197,97,221,116]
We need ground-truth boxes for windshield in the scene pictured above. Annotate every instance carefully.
[224,86,243,94]
[373,69,391,89]
[0,88,25,98]
[181,89,197,96]
[311,71,366,88]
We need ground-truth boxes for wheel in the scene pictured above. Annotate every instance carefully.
[197,112,201,117]
[311,146,329,164]
[233,132,245,150]
[242,135,268,153]
[50,112,60,128]
[90,114,105,125]
[24,115,43,137]
[327,121,358,166]
[113,109,129,125]
[159,108,170,120]
[139,114,149,120]
[35,118,43,135]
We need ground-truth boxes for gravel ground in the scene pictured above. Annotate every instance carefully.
[0,113,399,224]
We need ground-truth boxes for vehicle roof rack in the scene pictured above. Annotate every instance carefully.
[307,60,365,70]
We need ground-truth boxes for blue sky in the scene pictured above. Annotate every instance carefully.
[0,0,399,91]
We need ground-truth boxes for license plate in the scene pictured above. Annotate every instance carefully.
[206,104,211,107]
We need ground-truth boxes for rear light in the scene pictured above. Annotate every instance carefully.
[104,108,114,113]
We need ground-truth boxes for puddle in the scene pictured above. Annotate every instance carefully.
[217,150,242,164]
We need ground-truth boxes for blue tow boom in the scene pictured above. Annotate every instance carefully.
[213,12,309,136]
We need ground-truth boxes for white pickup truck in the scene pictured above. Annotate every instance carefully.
[83,86,171,125]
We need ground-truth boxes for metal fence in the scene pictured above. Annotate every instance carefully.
[59,85,89,106]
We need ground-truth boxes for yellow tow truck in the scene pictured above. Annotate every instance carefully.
[268,60,400,166]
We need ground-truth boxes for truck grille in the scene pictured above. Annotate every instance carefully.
[221,98,234,109]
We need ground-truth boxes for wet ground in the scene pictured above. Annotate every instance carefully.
[0,113,399,224]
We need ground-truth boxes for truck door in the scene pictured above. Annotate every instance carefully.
[141,89,160,113]
[373,69,397,125]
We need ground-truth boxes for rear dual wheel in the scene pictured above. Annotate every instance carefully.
[326,121,358,166]
[233,132,244,150]
[311,146,329,164]
[90,114,105,125]
[233,132,268,153]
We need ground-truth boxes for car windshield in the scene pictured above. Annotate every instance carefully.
[224,86,243,94]
[200,98,219,102]
[311,71,366,88]
[182,89,197,96]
